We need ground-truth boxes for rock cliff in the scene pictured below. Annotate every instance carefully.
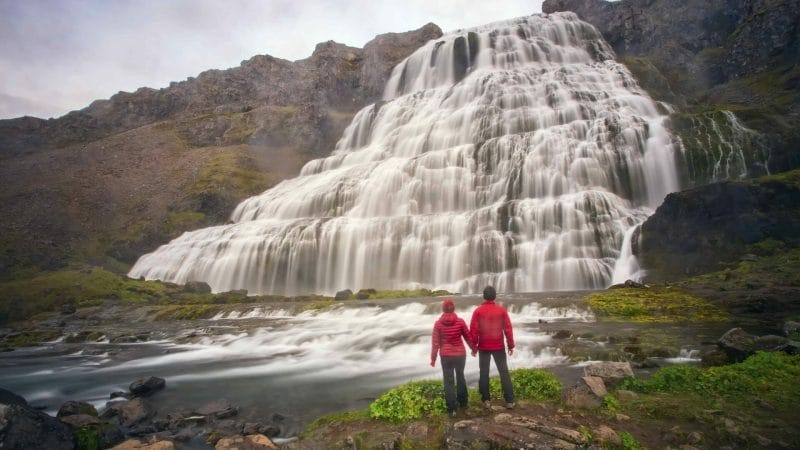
[543,0,800,178]
[0,23,441,275]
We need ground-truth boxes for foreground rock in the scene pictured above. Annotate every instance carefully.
[57,400,98,418]
[129,376,166,397]
[583,362,634,386]
[0,388,74,450]
[717,327,796,362]
[562,376,608,409]
[215,434,278,449]
[110,439,175,450]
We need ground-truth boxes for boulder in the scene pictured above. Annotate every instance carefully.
[0,388,74,450]
[117,398,154,427]
[552,330,572,339]
[129,376,166,397]
[57,400,98,417]
[784,321,800,337]
[184,281,212,294]
[355,288,376,300]
[717,328,757,361]
[59,413,102,428]
[593,425,622,446]
[701,349,729,367]
[193,399,238,420]
[753,335,790,352]
[242,422,279,437]
[562,376,606,409]
[583,362,634,385]
[215,434,278,449]
[109,439,175,450]
[334,289,352,301]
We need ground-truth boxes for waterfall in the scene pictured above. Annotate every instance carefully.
[129,12,681,295]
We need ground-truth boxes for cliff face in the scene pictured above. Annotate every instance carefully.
[0,23,441,276]
[639,170,800,281]
[543,0,800,177]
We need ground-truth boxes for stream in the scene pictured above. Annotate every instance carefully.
[0,292,734,438]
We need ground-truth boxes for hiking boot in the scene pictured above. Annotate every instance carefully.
[450,410,458,418]
[482,400,492,409]
[505,402,515,409]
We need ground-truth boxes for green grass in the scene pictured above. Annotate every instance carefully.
[586,287,729,323]
[620,352,800,406]
[683,246,800,290]
[368,368,562,423]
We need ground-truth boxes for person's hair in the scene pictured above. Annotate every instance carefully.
[442,299,455,313]
[483,286,496,301]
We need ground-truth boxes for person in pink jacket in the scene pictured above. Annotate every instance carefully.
[470,286,515,408]
[430,298,476,416]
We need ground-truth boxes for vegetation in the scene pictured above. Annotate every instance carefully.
[586,287,728,322]
[683,245,800,291]
[368,368,562,423]
[620,352,800,405]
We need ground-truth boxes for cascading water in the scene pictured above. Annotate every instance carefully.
[129,12,681,295]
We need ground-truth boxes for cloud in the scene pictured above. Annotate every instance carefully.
[0,0,543,120]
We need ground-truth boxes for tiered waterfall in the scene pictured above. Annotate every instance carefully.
[129,12,681,295]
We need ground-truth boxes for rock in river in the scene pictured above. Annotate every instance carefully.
[129,376,166,397]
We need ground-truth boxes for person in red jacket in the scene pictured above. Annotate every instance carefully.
[430,298,476,416]
[470,285,515,408]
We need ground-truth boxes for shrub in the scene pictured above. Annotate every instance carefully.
[369,380,446,421]
[489,368,562,402]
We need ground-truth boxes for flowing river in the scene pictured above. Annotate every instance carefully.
[0,293,733,438]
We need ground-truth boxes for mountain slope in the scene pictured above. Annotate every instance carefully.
[0,23,441,277]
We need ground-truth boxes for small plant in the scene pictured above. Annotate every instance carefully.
[603,394,621,415]
[619,431,642,450]
[369,380,447,422]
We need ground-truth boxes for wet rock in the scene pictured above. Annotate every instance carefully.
[784,321,800,337]
[701,349,729,367]
[109,439,175,449]
[354,288,376,300]
[111,391,131,400]
[194,399,238,420]
[215,434,278,449]
[334,289,352,300]
[184,281,212,294]
[583,362,634,386]
[117,398,154,427]
[57,400,98,417]
[593,425,621,446]
[0,388,74,450]
[129,376,166,397]
[171,427,197,442]
[552,330,572,339]
[60,303,77,315]
[753,334,790,352]
[242,422,279,437]
[453,419,476,429]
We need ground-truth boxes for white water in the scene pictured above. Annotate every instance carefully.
[129,12,681,295]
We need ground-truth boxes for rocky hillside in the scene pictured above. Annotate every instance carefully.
[544,0,800,182]
[0,24,441,276]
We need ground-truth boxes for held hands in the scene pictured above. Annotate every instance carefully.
[471,350,477,357]
[430,359,436,367]
[508,348,514,356]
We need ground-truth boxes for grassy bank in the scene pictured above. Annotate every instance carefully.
[586,287,728,323]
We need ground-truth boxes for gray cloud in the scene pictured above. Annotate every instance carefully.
[0,0,542,119]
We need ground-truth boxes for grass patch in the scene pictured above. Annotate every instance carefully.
[586,287,729,322]
[0,330,62,351]
[620,352,800,406]
[368,368,561,422]
[304,409,371,435]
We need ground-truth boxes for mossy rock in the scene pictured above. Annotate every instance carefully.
[586,287,728,323]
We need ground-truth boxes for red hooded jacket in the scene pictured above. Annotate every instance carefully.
[469,300,515,351]
[430,312,475,361]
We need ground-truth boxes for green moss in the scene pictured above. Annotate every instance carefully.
[489,368,561,402]
[0,330,62,351]
[151,304,221,320]
[75,426,100,450]
[304,409,371,435]
[683,247,800,290]
[586,287,728,323]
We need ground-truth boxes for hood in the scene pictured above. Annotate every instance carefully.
[439,312,458,326]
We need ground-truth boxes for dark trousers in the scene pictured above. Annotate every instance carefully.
[441,355,468,412]
[479,350,515,403]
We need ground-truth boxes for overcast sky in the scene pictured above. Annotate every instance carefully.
[0,0,544,120]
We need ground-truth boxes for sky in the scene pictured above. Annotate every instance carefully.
[0,0,544,120]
